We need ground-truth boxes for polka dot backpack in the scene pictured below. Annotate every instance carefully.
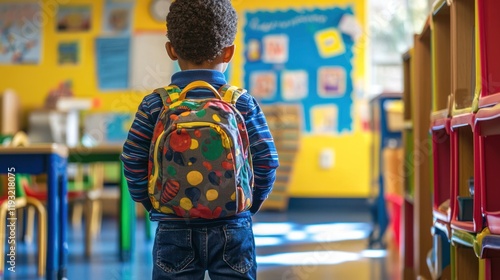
[148,81,254,219]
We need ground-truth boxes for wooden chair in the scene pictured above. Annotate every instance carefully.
[0,135,47,277]
[23,162,104,258]
[0,133,47,277]
[11,131,103,257]
[2,175,47,277]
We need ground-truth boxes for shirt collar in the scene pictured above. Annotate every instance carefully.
[170,70,228,88]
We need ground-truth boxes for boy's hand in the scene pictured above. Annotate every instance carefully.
[249,199,264,215]
[141,198,153,212]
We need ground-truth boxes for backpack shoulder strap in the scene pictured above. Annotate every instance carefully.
[153,85,182,106]
[219,84,247,105]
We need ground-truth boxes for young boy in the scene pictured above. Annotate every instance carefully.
[121,0,279,279]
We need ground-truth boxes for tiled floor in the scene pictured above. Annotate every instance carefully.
[7,201,400,280]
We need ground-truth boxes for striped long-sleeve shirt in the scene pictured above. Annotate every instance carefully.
[120,69,279,222]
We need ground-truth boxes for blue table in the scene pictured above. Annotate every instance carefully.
[0,144,68,280]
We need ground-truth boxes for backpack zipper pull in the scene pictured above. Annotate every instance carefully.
[214,125,231,147]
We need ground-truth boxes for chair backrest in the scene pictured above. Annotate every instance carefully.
[1,90,20,135]
[11,131,30,147]
[7,131,31,198]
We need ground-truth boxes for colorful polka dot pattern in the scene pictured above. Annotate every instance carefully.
[148,85,254,219]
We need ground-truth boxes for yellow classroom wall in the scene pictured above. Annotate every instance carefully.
[0,0,370,198]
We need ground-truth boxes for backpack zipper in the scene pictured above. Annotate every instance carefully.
[149,129,166,193]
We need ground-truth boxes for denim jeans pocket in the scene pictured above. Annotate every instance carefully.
[222,219,255,274]
[154,227,194,273]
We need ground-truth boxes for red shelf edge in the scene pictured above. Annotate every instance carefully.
[450,220,475,233]
[433,208,450,223]
[450,112,475,130]
[479,94,500,109]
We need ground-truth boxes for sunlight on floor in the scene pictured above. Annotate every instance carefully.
[257,249,387,266]
[254,222,372,247]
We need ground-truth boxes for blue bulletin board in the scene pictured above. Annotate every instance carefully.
[244,7,357,133]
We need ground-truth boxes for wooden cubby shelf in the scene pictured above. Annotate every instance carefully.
[401,16,433,278]
[401,48,416,280]
[406,0,500,279]
[427,2,453,278]
[431,0,451,115]
[452,244,481,280]
[450,0,477,115]
[449,113,482,234]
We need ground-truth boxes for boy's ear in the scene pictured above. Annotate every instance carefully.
[165,42,178,60]
[222,45,235,63]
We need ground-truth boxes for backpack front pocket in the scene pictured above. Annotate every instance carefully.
[153,122,246,218]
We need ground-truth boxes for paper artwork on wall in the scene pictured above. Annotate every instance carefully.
[130,32,173,91]
[0,3,42,64]
[250,71,277,100]
[58,42,79,65]
[57,6,91,32]
[150,0,172,23]
[262,34,289,64]
[318,67,346,97]
[281,70,308,101]
[338,14,363,41]
[314,28,345,58]
[103,0,134,35]
[311,104,338,134]
[246,39,262,62]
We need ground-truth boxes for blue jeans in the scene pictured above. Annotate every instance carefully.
[152,216,256,280]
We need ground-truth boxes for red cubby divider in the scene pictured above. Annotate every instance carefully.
[478,0,500,108]
[481,135,500,233]
[485,258,500,280]
[476,105,500,234]
[431,118,452,223]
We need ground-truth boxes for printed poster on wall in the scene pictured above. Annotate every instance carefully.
[103,0,135,35]
[56,6,92,32]
[58,41,79,65]
[244,7,358,133]
[96,37,130,90]
[0,3,42,64]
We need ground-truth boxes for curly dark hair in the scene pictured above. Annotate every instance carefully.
[166,0,237,65]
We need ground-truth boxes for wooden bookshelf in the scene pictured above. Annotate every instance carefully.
[401,18,433,279]
[408,0,500,278]
[401,49,415,280]
[412,21,433,279]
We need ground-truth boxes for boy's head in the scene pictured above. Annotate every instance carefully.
[166,0,237,69]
